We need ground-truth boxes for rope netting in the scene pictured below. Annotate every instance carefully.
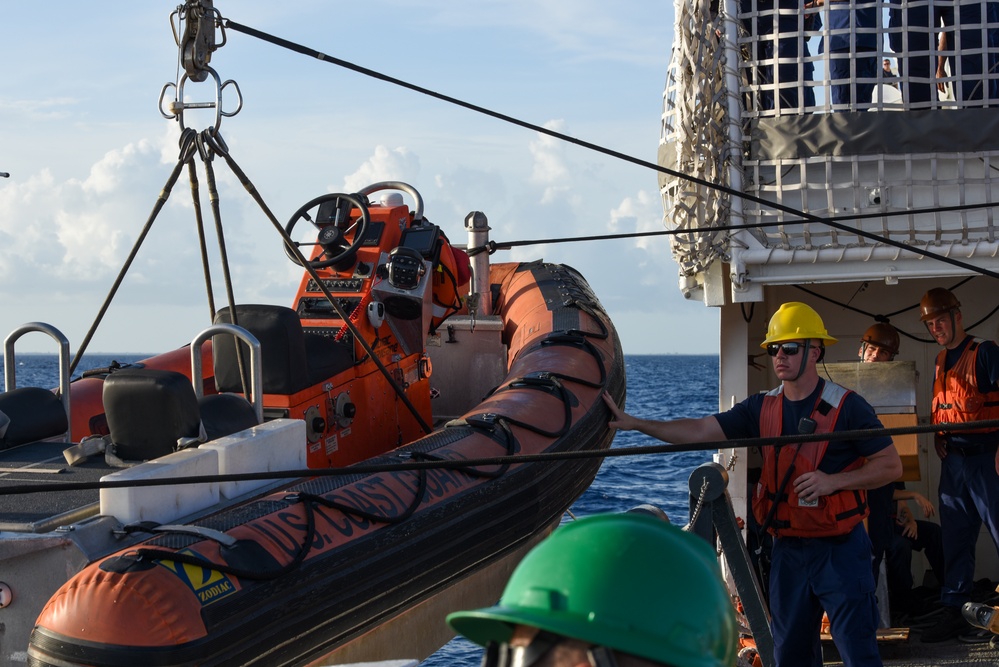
[661,0,733,278]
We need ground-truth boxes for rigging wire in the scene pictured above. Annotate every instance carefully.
[220,17,999,282]
[792,275,999,345]
[465,204,999,255]
[3,415,997,497]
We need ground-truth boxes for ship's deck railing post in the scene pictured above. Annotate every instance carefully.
[465,211,492,317]
[688,461,775,667]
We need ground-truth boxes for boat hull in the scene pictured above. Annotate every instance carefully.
[25,261,624,666]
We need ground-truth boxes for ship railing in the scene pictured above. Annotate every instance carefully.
[660,0,999,302]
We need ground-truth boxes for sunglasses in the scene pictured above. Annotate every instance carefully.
[766,342,804,357]
[481,633,619,667]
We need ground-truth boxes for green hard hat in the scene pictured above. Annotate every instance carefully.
[447,513,737,667]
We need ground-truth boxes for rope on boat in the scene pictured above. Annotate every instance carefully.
[685,475,711,533]
[4,415,999,497]
[216,15,999,283]
[68,135,200,375]
[121,490,319,581]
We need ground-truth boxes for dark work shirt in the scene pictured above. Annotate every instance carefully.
[715,378,892,473]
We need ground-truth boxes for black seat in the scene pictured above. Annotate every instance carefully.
[101,368,261,463]
[213,305,353,395]
[0,387,69,450]
[198,393,260,441]
[103,368,202,461]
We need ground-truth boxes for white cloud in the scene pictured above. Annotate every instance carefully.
[610,190,662,249]
[342,146,421,194]
[0,97,78,121]
[529,121,572,205]
[0,1,696,355]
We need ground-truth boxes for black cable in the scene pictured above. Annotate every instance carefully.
[5,416,999,497]
[793,276,999,345]
[465,202,999,256]
[222,17,999,282]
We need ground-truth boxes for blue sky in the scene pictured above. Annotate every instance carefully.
[0,1,719,355]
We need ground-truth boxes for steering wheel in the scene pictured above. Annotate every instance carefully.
[356,181,424,223]
[283,192,371,269]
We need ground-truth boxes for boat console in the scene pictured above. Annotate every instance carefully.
[229,181,470,468]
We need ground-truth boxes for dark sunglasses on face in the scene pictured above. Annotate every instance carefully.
[481,633,619,667]
[766,342,804,357]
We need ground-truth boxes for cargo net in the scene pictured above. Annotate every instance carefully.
[660,0,732,277]
[661,0,999,270]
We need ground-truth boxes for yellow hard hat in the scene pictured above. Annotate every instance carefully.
[761,302,838,348]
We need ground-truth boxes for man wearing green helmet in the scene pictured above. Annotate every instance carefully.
[603,302,902,667]
[447,512,738,667]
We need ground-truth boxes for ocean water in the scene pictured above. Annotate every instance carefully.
[1,353,719,666]
[421,354,720,666]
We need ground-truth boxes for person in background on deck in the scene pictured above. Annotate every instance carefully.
[856,323,946,620]
[805,0,879,107]
[918,287,999,642]
[935,1,999,106]
[748,0,819,111]
[447,512,738,667]
[857,323,902,604]
[888,0,939,106]
[886,484,944,618]
[858,322,900,364]
[604,301,901,667]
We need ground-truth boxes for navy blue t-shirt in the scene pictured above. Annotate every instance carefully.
[714,378,892,473]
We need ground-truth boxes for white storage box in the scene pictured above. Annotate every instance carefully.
[200,419,306,499]
[100,448,220,525]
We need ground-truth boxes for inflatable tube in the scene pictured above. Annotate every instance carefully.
[27,261,624,667]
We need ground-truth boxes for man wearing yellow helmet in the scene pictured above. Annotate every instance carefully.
[447,512,738,667]
[604,302,901,667]
[917,287,999,643]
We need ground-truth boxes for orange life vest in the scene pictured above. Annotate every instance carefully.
[932,337,999,432]
[430,239,471,333]
[752,381,869,538]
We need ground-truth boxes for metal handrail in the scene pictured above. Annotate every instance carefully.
[3,323,71,442]
[190,323,263,424]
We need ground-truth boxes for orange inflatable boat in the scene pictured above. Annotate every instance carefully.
[0,181,624,666]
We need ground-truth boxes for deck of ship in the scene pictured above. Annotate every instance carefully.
[824,634,999,665]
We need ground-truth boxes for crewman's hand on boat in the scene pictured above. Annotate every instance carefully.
[602,391,632,431]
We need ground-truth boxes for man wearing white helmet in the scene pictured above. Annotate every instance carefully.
[605,302,901,667]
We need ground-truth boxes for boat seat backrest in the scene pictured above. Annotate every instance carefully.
[213,305,353,395]
[104,368,201,461]
[198,393,260,441]
[0,387,69,450]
